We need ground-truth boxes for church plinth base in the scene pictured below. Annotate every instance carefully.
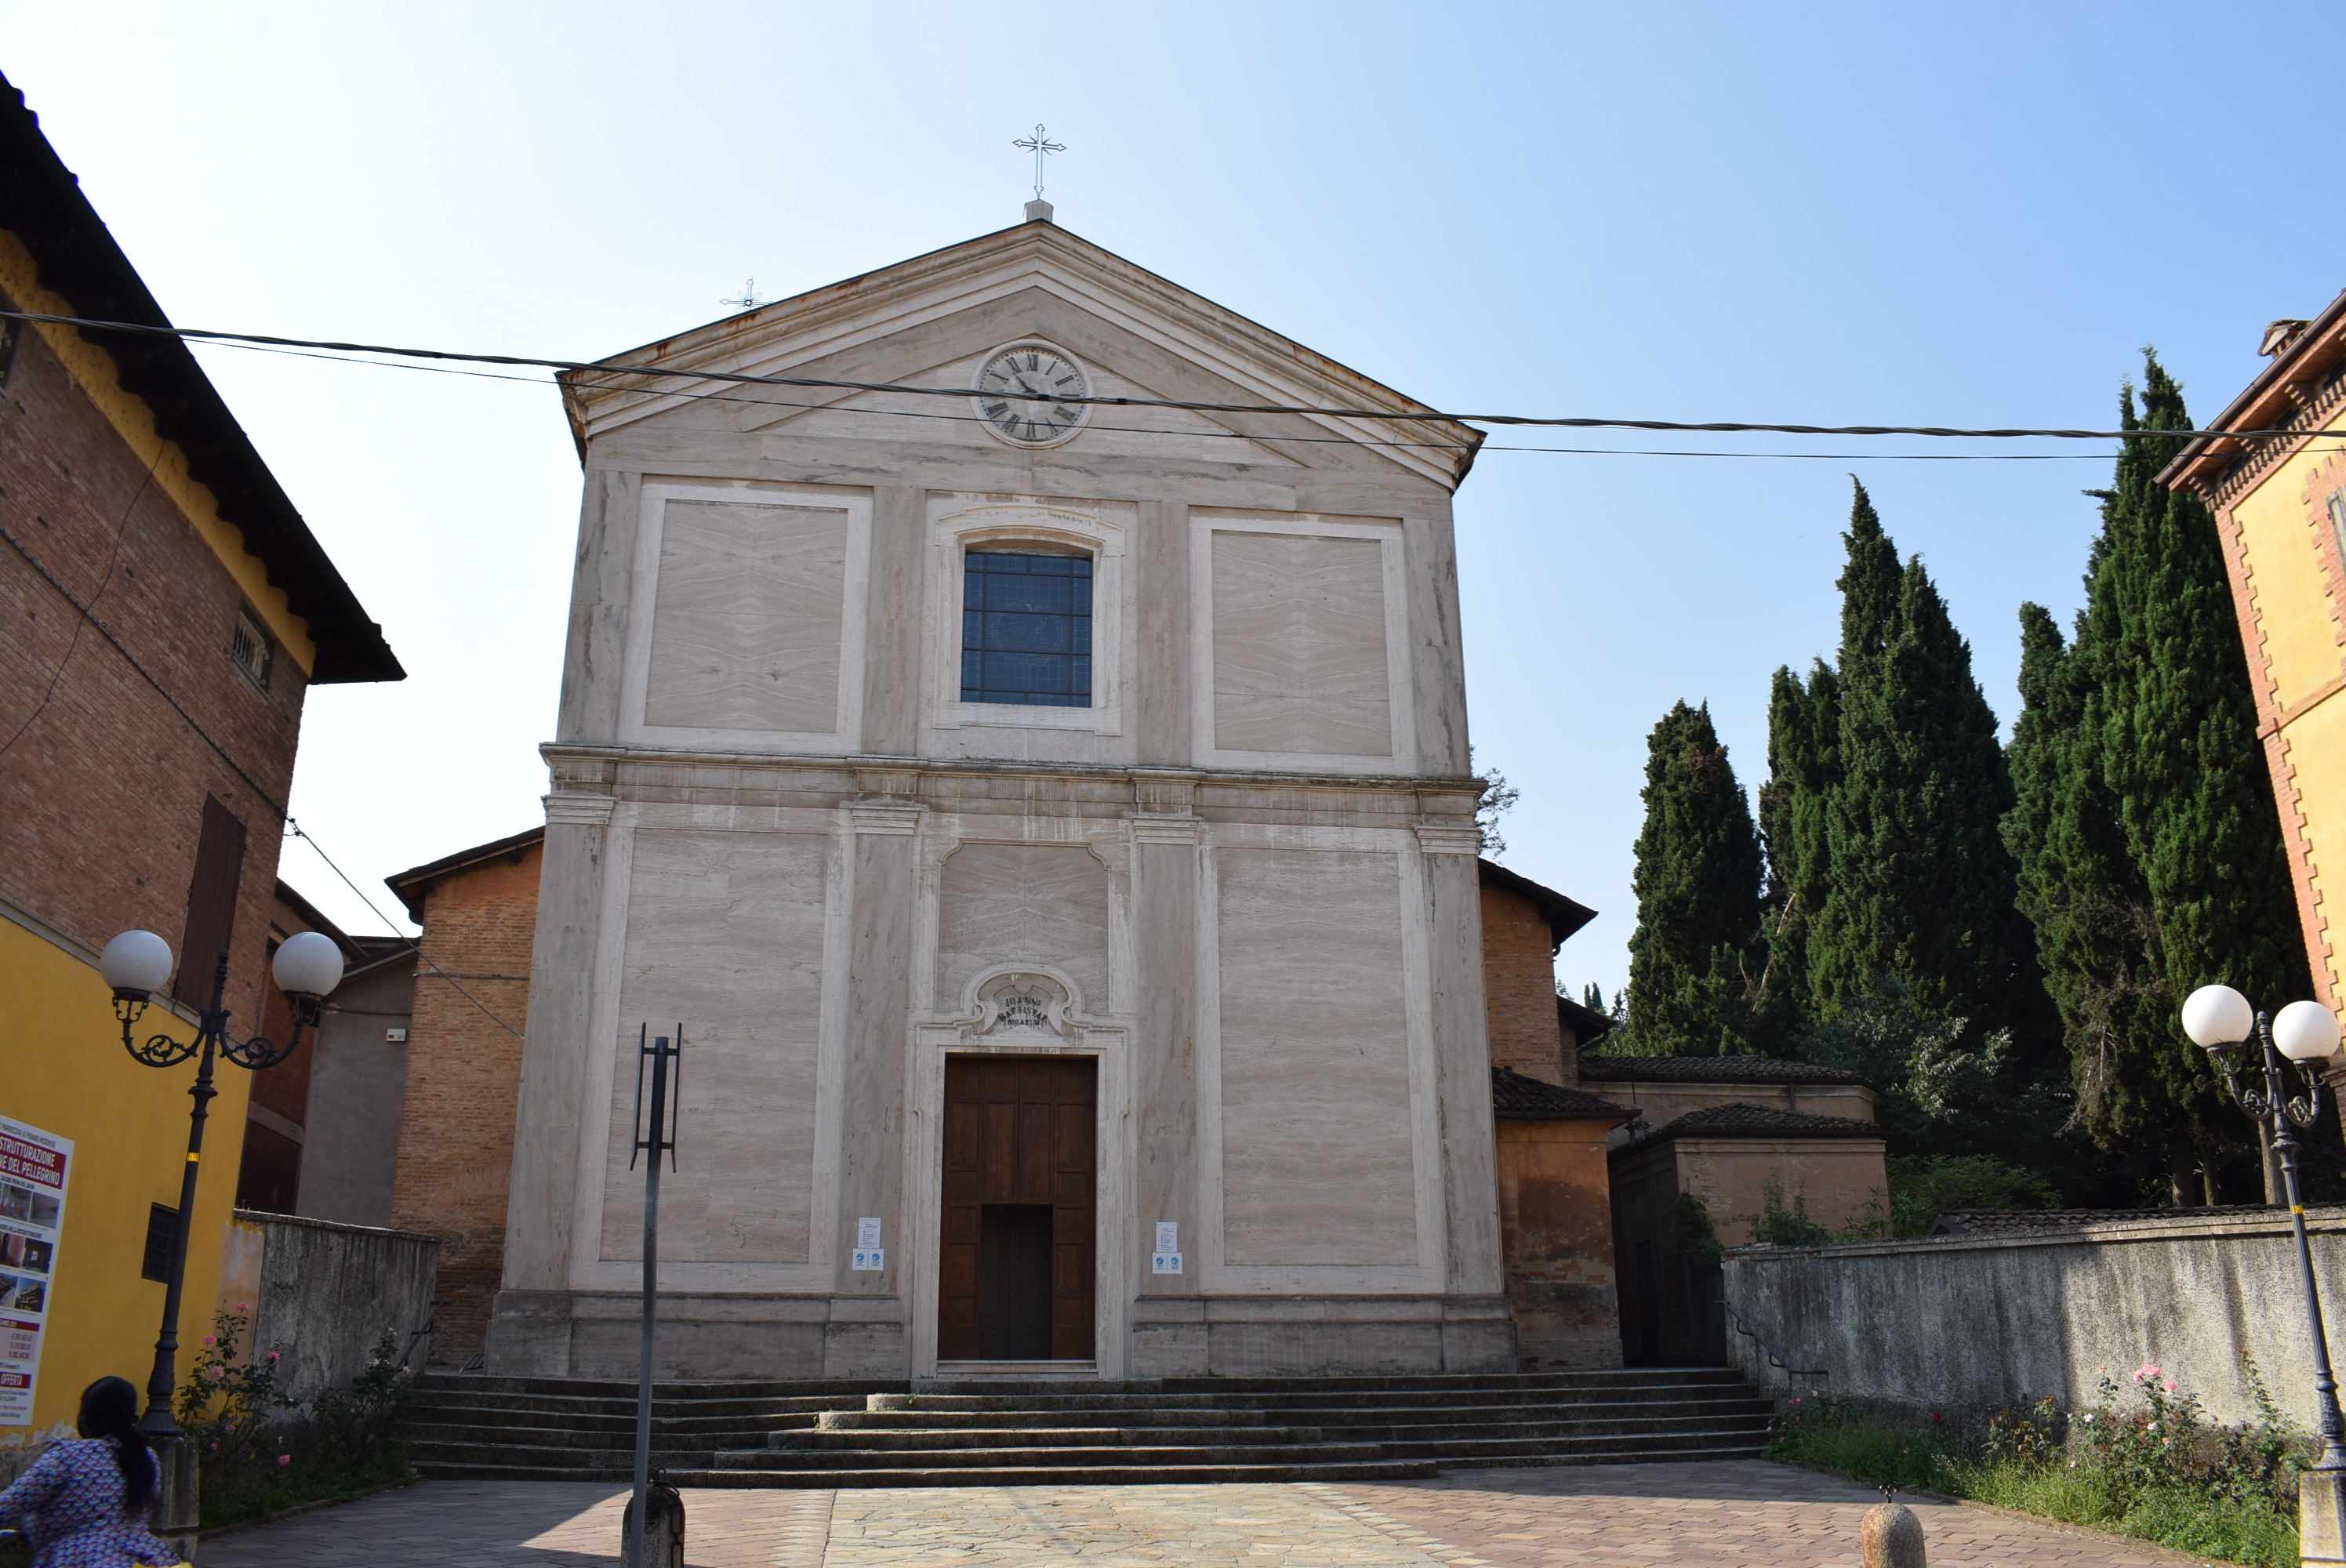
[1131,1293,1514,1377]
[486,1290,1513,1379]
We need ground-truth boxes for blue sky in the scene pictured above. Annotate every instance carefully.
[9,3,2340,998]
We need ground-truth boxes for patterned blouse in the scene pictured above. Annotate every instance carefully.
[0,1439,180,1568]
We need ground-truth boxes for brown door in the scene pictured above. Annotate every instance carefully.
[939,1055,1095,1360]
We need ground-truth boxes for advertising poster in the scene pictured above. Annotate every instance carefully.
[0,1117,70,1427]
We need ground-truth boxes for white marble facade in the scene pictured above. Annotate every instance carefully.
[486,213,1509,1380]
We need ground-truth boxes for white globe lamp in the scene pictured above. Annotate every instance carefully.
[99,930,173,1002]
[2274,1000,2344,1063]
[271,931,346,1002]
[2181,984,2256,1050]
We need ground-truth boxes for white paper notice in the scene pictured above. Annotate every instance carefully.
[1154,1221,1178,1253]
[0,1116,71,1427]
[857,1218,883,1249]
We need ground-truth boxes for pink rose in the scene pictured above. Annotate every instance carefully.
[2163,1381,2175,1394]
[267,1352,280,1363]
[277,1454,291,1466]
[237,1302,249,1312]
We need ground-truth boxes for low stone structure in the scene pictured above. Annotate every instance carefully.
[1490,1067,1631,1368]
[214,1209,439,1403]
[1612,1104,1887,1366]
[1720,1206,2346,1428]
[1577,1054,1877,1149]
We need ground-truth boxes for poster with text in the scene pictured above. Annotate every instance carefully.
[0,1117,71,1426]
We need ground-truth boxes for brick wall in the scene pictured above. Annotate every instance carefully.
[0,310,306,1028]
[1480,884,1564,1084]
[390,843,541,1362]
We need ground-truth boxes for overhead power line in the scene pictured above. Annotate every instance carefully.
[0,307,2322,445]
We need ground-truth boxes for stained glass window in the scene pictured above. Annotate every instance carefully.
[961,551,1092,707]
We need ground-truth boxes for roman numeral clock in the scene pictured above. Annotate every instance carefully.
[976,343,1090,445]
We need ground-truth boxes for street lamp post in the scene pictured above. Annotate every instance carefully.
[2180,983,2346,1564]
[97,929,344,1436]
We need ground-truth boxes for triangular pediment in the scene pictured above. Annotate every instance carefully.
[559,220,1480,489]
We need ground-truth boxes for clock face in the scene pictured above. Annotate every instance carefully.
[975,344,1089,445]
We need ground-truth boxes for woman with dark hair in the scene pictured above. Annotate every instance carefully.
[0,1377,180,1566]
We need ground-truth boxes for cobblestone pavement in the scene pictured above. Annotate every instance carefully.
[196,1463,2224,1566]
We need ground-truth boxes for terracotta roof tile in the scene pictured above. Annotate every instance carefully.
[1491,1067,1631,1120]
[1578,1054,1872,1087]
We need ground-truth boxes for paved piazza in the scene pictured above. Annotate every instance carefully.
[198,1461,2221,1566]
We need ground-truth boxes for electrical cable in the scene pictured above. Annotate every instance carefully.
[187,332,2346,463]
[283,821,523,1039]
[2,307,2329,445]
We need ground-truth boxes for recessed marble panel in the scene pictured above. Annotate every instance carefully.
[645,499,846,732]
[1217,847,1416,1265]
[1210,532,1392,756]
[935,842,1110,1011]
[601,828,827,1264]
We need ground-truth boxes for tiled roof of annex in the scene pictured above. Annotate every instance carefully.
[1616,1101,1884,1154]
[1578,1054,1872,1087]
[1491,1066,1632,1121]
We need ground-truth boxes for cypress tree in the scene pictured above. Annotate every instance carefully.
[1624,701,1767,1053]
[1757,659,1839,1022]
[1802,482,2040,1031]
[2005,354,2309,1196]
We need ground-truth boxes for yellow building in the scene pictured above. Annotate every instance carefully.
[0,76,401,1442]
[2164,292,2346,1013]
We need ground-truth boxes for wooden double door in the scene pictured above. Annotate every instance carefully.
[938,1055,1095,1361]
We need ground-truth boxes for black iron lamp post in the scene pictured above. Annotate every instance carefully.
[2180,982,2346,1563]
[98,927,344,1436]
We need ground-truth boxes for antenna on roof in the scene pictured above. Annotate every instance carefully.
[720,278,768,311]
[1013,124,1064,223]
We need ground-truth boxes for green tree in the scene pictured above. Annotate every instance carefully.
[1623,700,1766,1053]
[1757,659,1839,1022]
[2003,354,2310,1200]
[1793,482,2044,1036]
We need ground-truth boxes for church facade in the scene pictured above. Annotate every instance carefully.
[484,206,1513,1380]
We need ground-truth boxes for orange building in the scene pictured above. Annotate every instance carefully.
[2164,294,2346,1015]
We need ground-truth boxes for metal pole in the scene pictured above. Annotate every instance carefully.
[2263,1012,2346,1468]
[138,954,229,1436]
[630,1038,669,1568]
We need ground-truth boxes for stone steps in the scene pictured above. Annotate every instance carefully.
[406,1367,1768,1487]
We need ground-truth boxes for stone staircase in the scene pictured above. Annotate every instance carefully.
[408,1367,1768,1486]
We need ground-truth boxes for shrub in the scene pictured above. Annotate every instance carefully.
[1887,1153,2059,1236]
[176,1308,415,1529]
[1769,1363,2308,1568]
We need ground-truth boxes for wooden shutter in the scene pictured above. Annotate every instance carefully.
[173,796,248,1006]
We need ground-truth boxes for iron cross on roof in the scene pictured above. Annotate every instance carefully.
[1013,125,1066,201]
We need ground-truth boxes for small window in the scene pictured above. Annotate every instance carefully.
[2330,492,2346,568]
[141,1203,179,1283]
[961,550,1092,707]
[229,608,272,691]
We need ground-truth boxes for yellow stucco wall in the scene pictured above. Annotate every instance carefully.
[0,231,315,677]
[2234,424,2346,711]
[2227,410,2346,1005]
[0,917,251,1442]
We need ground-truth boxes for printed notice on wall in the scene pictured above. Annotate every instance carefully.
[857,1218,883,1249]
[0,1117,70,1427]
[1151,1221,1181,1276]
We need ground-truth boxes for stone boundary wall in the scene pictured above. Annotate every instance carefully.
[219,1209,439,1404]
[1721,1207,2346,1429]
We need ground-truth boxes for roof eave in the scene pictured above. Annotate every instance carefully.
[0,75,402,684]
[2160,285,2346,494]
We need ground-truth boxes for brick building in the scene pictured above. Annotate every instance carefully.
[386,828,542,1361]
[0,74,400,1436]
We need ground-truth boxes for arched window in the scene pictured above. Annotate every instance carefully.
[961,547,1092,707]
